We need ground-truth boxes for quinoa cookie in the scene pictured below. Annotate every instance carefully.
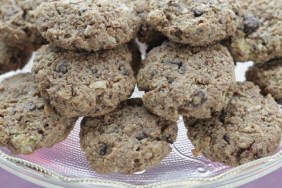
[185,82,282,166]
[229,0,282,63]
[246,59,282,103]
[32,45,136,118]
[34,0,141,51]
[137,42,236,121]
[146,0,240,47]
[0,42,31,74]
[80,98,178,174]
[0,74,76,154]
[0,0,47,51]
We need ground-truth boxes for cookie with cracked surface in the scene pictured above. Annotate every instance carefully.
[185,82,282,166]
[246,59,282,103]
[34,0,141,51]
[146,0,239,47]
[137,42,236,121]
[0,42,31,74]
[32,45,136,118]
[0,0,47,51]
[228,0,282,63]
[80,98,177,174]
[0,73,76,154]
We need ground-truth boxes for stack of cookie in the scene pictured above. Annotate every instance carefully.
[31,0,180,174]
[0,0,79,154]
[0,0,281,175]
[138,0,282,167]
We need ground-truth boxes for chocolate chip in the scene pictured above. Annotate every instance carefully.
[99,143,107,156]
[92,68,98,74]
[38,130,44,134]
[24,102,36,111]
[174,29,183,37]
[236,148,245,161]
[223,134,230,144]
[219,110,227,123]
[162,60,183,69]
[243,15,260,35]
[136,132,148,140]
[192,90,207,107]
[193,9,204,17]
[122,69,129,76]
[55,62,68,74]
[168,78,174,84]
[150,70,158,77]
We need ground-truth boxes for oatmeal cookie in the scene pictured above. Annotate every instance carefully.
[32,45,136,118]
[80,98,177,174]
[228,0,282,63]
[137,42,236,121]
[0,74,76,154]
[34,0,141,51]
[147,0,239,46]
[185,82,282,166]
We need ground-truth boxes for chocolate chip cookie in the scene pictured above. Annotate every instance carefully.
[137,42,236,121]
[32,45,136,118]
[0,42,31,74]
[185,82,282,166]
[0,73,76,154]
[246,59,282,103]
[34,0,141,51]
[147,0,239,46]
[80,98,177,174]
[228,0,282,63]
[0,0,47,51]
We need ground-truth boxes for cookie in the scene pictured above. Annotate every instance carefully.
[147,0,239,46]
[34,0,141,51]
[80,98,177,174]
[0,0,47,51]
[228,0,282,63]
[0,74,76,154]
[137,42,236,121]
[246,59,282,103]
[32,45,136,118]
[185,82,282,166]
[0,42,31,74]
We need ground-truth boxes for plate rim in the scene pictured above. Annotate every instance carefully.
[1,147,282,188]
